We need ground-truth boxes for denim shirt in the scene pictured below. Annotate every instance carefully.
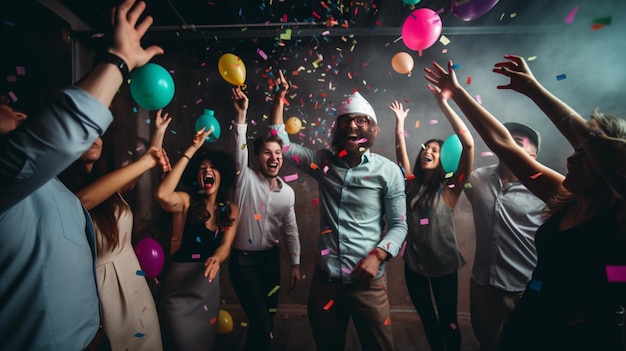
[0,87,112,350]
[270,124,407,283]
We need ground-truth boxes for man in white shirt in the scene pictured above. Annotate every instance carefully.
[229,86,301,351]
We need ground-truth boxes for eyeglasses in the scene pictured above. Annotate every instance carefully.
[338,115,370,127]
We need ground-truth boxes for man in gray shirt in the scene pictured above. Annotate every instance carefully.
[464,122,545,351]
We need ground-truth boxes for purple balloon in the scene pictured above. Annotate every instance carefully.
[135,238,165,278]
[451,0,499,21]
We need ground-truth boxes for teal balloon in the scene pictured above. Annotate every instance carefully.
[403,0,421,5]
[195,109,221,143]
[440,134,462,173]
[129,63,175,110]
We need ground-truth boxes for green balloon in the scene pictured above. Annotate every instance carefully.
[129,63,175,110]
[195,109,221,143]
[441,134,462,173]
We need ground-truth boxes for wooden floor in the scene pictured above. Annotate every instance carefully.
[214,304,480,351]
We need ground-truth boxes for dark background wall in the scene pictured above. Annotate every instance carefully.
[2,0,625,312]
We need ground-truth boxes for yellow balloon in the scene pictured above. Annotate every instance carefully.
[285,116,302,134]
[391,52,414,76]
[217,309,233,334]
[218,53,246,86]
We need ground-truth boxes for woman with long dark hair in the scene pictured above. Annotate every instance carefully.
[156,127,239,351]
[390,83,474,351]
[425,56,626,350]
[59,109,172,351]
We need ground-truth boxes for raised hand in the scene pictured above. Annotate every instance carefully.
[155,109,173,134]
[389,100,410,123]
[275,69,289,99]
[109,0,164,71]
[493,55,539,95]
[150,109,173,149]
[231,87,249,116]
[424,61,460,100]
[191,127,212,150]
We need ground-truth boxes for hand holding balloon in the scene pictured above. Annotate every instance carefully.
[195,109,221,143]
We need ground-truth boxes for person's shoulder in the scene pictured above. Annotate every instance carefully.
[473,164,497,174]
[369,151,395,165]
[279,179,296,193]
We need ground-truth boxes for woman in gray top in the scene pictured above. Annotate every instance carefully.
[390,81,474,351]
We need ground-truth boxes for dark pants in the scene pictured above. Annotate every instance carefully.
[404,265,461,351]
[229,247,280,351]
[307,268,395,351]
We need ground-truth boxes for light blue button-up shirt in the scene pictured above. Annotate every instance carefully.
[270,124,407,283]
[1,87,112,350]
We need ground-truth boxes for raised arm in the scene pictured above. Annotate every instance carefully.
[428,84,474,208]
[494,55,626,200]
[155,128,212,213]
[269,69,289,126]
[493,55,585,147]
[114,109,173,195]
[231,87,251,177]
[76,0,163,107]
[0,0,163,211]
[389,101,412,178]
[425,60,563,203]
[150,109,172,149]
[76,147,169,210]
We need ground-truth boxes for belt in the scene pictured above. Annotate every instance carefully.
[85,324,103,351]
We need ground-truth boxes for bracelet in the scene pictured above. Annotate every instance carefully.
[93,52,130,81]
[181,154,191,161]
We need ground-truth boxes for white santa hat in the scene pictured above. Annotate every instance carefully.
[338,91,377,123]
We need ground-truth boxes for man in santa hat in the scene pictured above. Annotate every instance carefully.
[270,78,407,351]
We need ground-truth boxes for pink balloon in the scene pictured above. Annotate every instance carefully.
[135,238,165,278]
[401,8,442,52]
[451,0,500,21]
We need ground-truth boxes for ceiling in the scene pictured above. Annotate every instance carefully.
[38,0,600,39]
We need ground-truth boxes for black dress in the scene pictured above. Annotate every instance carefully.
[500,207,626,351]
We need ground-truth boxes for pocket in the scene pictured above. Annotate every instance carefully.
[51,180,88,247]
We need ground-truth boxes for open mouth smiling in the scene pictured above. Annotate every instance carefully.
[203,174,215,189]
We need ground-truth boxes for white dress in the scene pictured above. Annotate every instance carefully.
[96,206,163,351]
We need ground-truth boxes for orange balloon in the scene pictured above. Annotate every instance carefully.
[391,52,414,76]
[285,116,302,134]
